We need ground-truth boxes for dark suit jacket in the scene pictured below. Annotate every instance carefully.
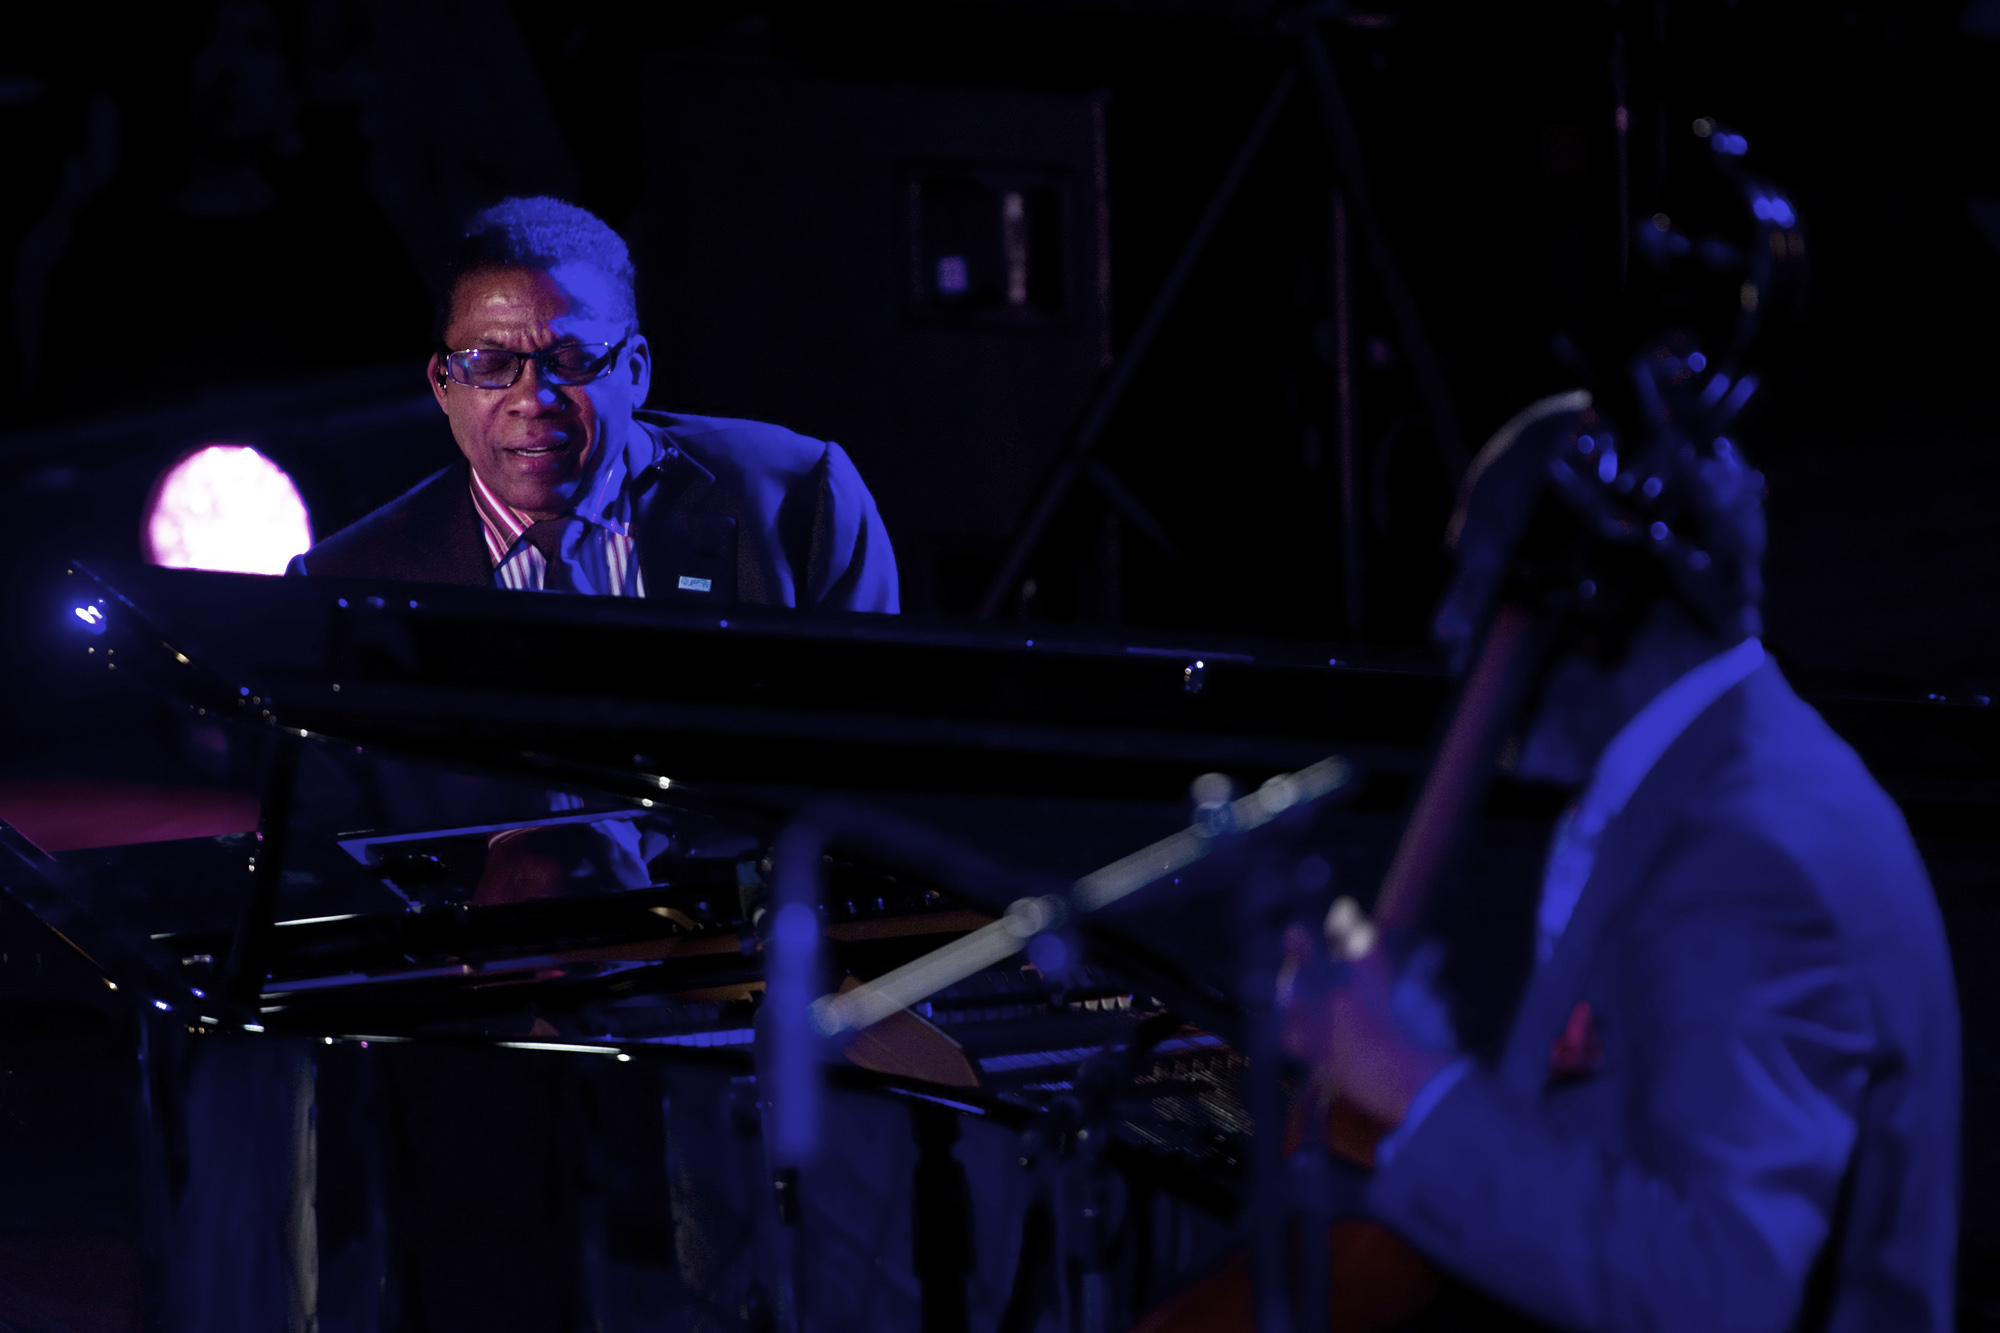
[1372,661,1959,1332]
[290,410,899,612]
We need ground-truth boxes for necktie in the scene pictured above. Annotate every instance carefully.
[522,517,581,593]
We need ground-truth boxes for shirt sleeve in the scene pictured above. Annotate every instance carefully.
[805,441,899,613]
[1373,1056,1474,1168]
[1366,830,1874,1333]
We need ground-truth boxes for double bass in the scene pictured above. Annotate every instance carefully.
[1137,114,1808,1333]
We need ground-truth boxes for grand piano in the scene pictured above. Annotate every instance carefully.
[4,560,1994,1332]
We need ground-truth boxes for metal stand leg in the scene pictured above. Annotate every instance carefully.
[1074,1117,1119,1333]
[1290,1143,1333,1333]
[731,1072,794,1333]
[912,1103,975,1333]
[1331,187,1363,640]
[224,728,302,1009]
[1239,867,1293,1333]
[1293,19,1468,485]
[977,69,1299,619]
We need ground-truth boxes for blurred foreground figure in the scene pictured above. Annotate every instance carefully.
[1279,387,1960,1331]
[292,195,898,612]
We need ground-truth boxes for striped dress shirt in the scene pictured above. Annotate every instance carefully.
[466,428,659,596]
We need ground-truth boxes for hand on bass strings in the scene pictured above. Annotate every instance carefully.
[1276,901,1454,1133]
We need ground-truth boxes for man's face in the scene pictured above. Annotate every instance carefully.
[428,263,651,520]
[1510,648,1621,788]
[1507,596,1726,789]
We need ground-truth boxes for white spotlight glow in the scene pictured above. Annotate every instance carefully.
[144,445,313,575]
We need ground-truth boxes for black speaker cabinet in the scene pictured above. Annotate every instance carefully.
[641,58,1111,614]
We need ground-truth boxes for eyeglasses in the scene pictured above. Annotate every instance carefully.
[439,336,630,390]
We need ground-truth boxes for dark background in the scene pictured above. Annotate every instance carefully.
[5,0,1997,682]
[2,2,1998,1328]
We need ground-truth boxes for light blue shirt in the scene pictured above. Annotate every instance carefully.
[1533,635,1768,963]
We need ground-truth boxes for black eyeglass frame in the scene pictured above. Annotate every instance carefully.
[437,335,634,390]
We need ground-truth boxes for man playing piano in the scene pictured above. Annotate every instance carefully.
[238,197,901,1333]
[291,195,899,613]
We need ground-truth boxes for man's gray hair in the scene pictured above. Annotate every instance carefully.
[437,196,638,337]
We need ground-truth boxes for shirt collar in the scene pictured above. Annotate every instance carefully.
[466,424,663,563]
[1572,634,1767,837]
[1533,635,1767,964]
[567,422,662,536]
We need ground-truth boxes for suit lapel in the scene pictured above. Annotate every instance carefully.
[634,425,738,602]
[1496,670,1755,1097]
[427,460,496,586]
